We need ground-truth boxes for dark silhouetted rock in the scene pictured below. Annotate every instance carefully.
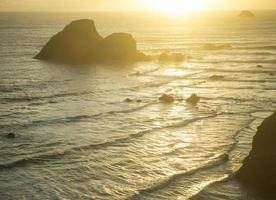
[237,111,276,195]
[124,98,133,103]
[223,153,230,161]
[203,44,232,50]
[158,53,188,62]
[5,133,15,139]
[93,33,138,63]
[159,94,174,103]
[186,93,200,104]
[256,65,264,68]
[124,98,142,103]
[136,51,154,62]
[35,19,103,64]
[210,75,224,80]
[35,19,149,64]
[239,10,255,18]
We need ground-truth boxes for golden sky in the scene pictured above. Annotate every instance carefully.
[0,0,275,12]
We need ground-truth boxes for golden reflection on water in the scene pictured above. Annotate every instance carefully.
[163,68,190,77]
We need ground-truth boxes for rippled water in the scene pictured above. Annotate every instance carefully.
[0,11,276,200]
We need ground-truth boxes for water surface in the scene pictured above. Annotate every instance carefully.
[0,11,275,200]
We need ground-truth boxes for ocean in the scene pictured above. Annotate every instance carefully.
[0,11,275,200]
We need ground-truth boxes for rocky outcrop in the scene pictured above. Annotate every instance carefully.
[35,19,148,64]
[35,19,103,64]
[203,43,232,50]
[159,94,174,103]
[237,111,276,195]
[186,94,200,105]
[210,75,224,80]
[238,10,255,18]
[93,33,138,63]
[5,133,15,139]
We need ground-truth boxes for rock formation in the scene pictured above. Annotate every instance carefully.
[210,75,224,80]
[159,94,174,103]
[203,43,232,50]
[93,33,138,63]
[35,19,103,64]
[237,111,276,195]
[5,133,15,139]
[238,10,255,18]
[35,19,148,64]
[186,94,200,104]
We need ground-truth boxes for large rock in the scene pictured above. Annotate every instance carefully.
[35,19,103,64]
[93,33,138,63]
[237,111,276,194]
[238,10,255,18]
[35,19,147,64]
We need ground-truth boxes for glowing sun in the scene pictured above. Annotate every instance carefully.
[150,0,205,13]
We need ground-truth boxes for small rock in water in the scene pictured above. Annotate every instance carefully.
[6,133,15,139]
[136,99,142,103]
[256,65,264,68]
[269,72,275,76]
[238,10,255,18]
[223,154,230,161]
[186,93,200,104]
[159,94,174,103]
[134,71,141,76]
[124,98,133,103]
[210,75,224,80]
[203,43,232,50]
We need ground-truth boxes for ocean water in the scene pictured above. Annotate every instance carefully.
[0,11,276,200]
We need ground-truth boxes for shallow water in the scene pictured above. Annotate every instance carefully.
[0,11,276,200]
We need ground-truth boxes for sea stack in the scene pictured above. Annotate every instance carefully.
[238,10,255,18]
[237,111,276,195]
[35,19,103,64]
[93,33,138,63]
[35,19,147,64]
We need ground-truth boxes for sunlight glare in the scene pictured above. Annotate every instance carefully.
[150,0,205,14]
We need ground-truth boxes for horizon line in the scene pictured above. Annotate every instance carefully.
[0,9,276,13]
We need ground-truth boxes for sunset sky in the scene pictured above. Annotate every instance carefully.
[0,0,275,12]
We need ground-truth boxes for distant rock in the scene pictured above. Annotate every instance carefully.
[238,10,255,18]
[256,65,264,68]
[5,133,15,139]
[159,94,174,103]
[124,98,142,103]
[136,51,153,62]
[210,75,224,80]
[186,93,200,104]
[237,111,276,195]
[124,98,133,103]
[203,43,232,51]
[35,19,149,64]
